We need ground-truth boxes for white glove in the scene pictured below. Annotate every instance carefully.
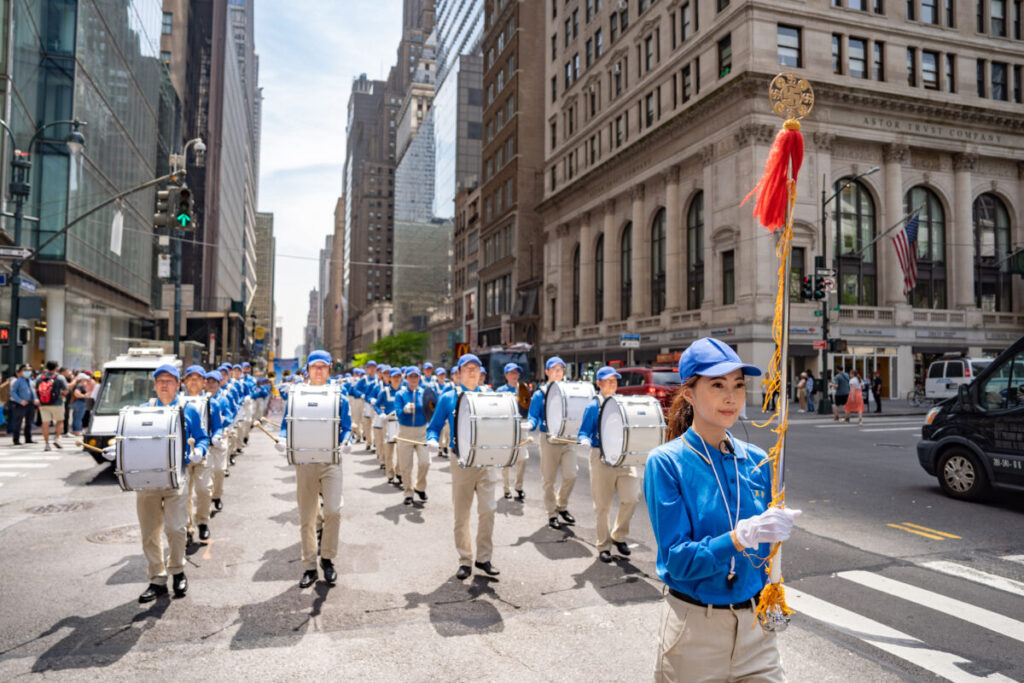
[734,508,802,548]
[189,453,207,466]
[342,443,352,454]
[212,435,222,448]
[426,439,439,458]
[579,437,592,448]
[102,445,116,460]
[275,441,287,454]
[403,403,414,414]
[521,418,534,432]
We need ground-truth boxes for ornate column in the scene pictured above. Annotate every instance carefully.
[700,145,716,308]
[557,223,574,328]
[602,199,620,322]
[882,144,908,306]
[951,153,977,309]
[664,166,682,311]
[631,183,647,318]
[579,212,595,324]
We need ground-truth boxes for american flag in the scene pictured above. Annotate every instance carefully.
[892,213,920,296]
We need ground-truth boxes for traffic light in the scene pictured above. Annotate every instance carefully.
[175,186,194,229]
[813,276,827,300]
[154,188,171,228]
[800,276,814,301]
[828,338,848,353]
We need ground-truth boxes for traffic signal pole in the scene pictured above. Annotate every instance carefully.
[818,177,831,415]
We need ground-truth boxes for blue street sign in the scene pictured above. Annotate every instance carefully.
[0,274,7,286]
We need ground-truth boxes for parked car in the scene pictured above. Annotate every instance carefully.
[917,335,1024,501]
[923,356,993,401]
[616,366,680,413]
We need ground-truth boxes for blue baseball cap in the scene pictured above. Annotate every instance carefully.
[423,362,433,370]
[596,366,622,381]
[503,362,521,375]
[545,356,566,370]
[306,350,331,368]
[366,360,377,368]
[407,366,421,377]
[241,362,251,368]
[436,367,447,375]
[205,370,222,382]
[389,367,402,377]
[153,364,180,381]
[184,364,206,379]
[231,364,242,370]
[353,368,365,375]
[678,338,762,382]
[457,353,482,370]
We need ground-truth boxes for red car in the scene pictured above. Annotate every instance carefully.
[615,366,681,413]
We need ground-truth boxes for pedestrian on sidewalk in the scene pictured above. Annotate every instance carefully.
[870,371,883,413]
[830,368,850,423]
[805,370,816,413]
[846,370,865,425]
[35,361,68,451]
[68,373,91,436]
[796,372,808,412]
[10,364,38,445]
[645,338,801,682]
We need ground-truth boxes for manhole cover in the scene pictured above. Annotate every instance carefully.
[87,524,141,545]
[25,502,95,515]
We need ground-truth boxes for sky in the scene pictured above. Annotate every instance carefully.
[254,1,403,357]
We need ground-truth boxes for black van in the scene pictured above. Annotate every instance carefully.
[917,334,1024,501]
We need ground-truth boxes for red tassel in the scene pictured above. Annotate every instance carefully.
[742,120,804,232]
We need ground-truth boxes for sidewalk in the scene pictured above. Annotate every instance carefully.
[749,398,931,422]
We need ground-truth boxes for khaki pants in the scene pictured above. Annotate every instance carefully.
[540,436,578,517]
[655,593,785,683]
[362,411,375,451]
[350,399,364,440]
[210,440,228,499]
[136,471,190,585]
[397,424,428,495]
[295,463,343,571]
[440,422,450,452]
[589,449,640,551]
[451,464,498,565]
[187,460,213,528]
[502,453,527,494]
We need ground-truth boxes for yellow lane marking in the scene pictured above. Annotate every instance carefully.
[901,522,961,539]
[887,523,944,540]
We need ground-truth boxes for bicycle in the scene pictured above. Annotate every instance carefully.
[906,385,926,407]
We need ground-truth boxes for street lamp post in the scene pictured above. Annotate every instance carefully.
[0,119,86,379]
[817,165,879,414]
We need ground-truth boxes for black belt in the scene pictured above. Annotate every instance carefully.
[668,587,759,610]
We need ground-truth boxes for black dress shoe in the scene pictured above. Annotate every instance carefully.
[415,489,427,501]
[599,550,613,563]
[229,454,236,466]
[186,531,194,546]
[404,496,413,505]
[504,491,512,499]
[198,524,210,541]
[614,540,631,556]
[395,475,403,486]
[455,565,471,580]
[474,561,500,576]
[138,583,168,603]
[299,569,318,588]
[548,516,562,530]
[516,490,525,501]
[321,559,337,585]
[172,573,188,597]
[558,510,576,524]
[387,477,394,484]
[212,498,223,511]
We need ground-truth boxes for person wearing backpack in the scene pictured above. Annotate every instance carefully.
[35,360,69,451]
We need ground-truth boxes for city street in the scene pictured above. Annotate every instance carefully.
[0,408,1021,681]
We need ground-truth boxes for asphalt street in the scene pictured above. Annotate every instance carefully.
[0,405,1021,681]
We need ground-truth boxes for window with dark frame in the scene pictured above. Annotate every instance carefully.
[973,193,1013,311]
[992,60,1008,99]
[874,41,885,80]
[777,25,802,68]
[722,250,735,305]
[651,209,666,315]
[595,234,604,322]
[992,0,1007,34]
[621,222,633,319]
[687,192,704,310]
[946,53,955,91]
[833,178,878,306]
[718,34,732,77]
[832,34,842,74]
[907,47,917,86]
[922,0,938,22]
[849,37,867,77]
[922,50,939,88]
[904,187,947,309]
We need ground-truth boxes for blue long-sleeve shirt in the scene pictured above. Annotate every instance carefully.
[279,383,352,445]
[11,376,38,404]
[395,386,428,427]
[643,427,773,605]
[205,393,227,440]
[426,384,478,448]
[148,397,209,464]
[525,386,550,432]
[577,395,606,447]
[374,383,401,415]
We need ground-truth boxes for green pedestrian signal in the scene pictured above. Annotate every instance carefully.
[175,186,194,229]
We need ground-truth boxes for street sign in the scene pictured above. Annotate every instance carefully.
[0,246,31,260]
[822,277,837,292]
[620,333,641,341]
[815,268,836,278]
[813,310,824,317]
[620,340,640,348]
[0,274,6,286]
[19,278,36,293]
[254,325,265,340]
[813,340,827,350]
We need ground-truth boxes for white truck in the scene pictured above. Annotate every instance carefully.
[81,348,181,463]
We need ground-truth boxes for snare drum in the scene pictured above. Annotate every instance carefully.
[285,384,343,465]
[385,415,399,444]
[455,392,521,467]
[114,406,186,491]
[544,381,597,440]
[179,394,211,435]
[598,395,666,467]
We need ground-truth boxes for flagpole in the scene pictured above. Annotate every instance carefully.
[852,204,924,259]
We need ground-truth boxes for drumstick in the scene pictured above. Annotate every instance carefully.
[261,418,281,429]
[516,437,534,448]
[394,436,429,446]
[254,421,281,443]
[76,440,106,455]
[547,436,579,445]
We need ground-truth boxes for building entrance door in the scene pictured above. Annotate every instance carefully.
[832,348,898,399]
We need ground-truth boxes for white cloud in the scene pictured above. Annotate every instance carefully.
[255,1,402,356]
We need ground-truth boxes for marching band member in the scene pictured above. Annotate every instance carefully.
[131,364,209,603]
[395,366,430,505]
[276,350,352,589]
[181,365,217,542]
[577,366,639,562]
[496,362,527,501]
[426,354,501,580]
[375,368,404,485]
[362,361,381,452]
[645,338,801,681]
[526,357,579,530]
[204,370,230,512]
[435,367,448,391]
[421,362,436,390]
[350,367,366,444]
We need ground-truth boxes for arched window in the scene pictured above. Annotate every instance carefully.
[595,234,604,323]
[904,187,946,309]
[572,244,581,326]
[621,222,633,319]
[973,193,1012,312]
[833,178,877,306]
[686,192,704,310]
[651,208,666,315]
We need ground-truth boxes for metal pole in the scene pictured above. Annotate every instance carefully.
[173,229,182,357]
[7,192,22,378]
[817,175,831,415]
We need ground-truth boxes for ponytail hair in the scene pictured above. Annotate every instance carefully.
[666,375,700,441]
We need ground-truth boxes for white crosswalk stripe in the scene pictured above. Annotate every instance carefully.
[0,455,62,461]
[0,463,49,468]
[1002,555,1024,567]
[920,560,1024,598]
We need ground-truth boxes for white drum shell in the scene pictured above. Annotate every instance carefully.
[179,394,211,435]
[286,385,342,465]
[385,416,399,443]
[599,395,666,467]
[115,406,185,491]
[545,381,597,440]
[455,392,521,467]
